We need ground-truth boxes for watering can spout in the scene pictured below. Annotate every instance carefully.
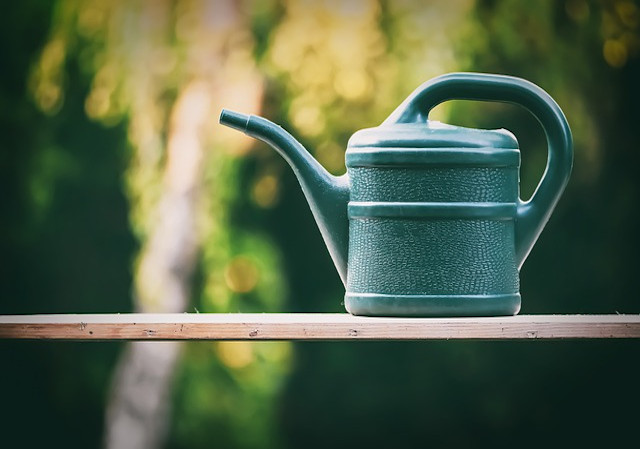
[219,109,251,132]
[219,109,350,286]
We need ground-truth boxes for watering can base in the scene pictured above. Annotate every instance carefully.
[344,293,521,317]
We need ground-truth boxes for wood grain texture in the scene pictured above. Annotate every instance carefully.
[1,313,639,340]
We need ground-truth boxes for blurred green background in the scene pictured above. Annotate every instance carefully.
[1,0,639,448]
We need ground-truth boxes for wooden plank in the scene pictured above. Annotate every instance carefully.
[0,313,639,340]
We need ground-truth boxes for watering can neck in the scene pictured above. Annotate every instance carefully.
[219,110,350,285]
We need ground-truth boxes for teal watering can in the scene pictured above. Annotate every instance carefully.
[220,73,573,317]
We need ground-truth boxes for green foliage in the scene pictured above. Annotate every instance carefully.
[169,341,292,449]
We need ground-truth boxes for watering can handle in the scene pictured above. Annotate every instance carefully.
[383,72,573,268]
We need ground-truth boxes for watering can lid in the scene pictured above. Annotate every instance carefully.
[346,121,520,167]
[347,121,518,150]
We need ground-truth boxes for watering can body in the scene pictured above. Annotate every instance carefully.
[220,73,573,316]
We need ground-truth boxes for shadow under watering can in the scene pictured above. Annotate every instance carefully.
[220,73,573,317]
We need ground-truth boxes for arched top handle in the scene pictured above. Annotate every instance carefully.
[383,72,573,268]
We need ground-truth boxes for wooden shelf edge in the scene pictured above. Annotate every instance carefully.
[1,313,639,340]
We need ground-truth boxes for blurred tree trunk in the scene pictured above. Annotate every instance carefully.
[104,81,210,449]
[30,0,286,447]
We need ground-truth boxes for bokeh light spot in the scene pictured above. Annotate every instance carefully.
[224,256,259,293]
[603,39,628,67]
[216,341,254,369]
[252,174,280,208]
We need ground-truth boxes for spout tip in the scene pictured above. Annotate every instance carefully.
[219,109,250,132]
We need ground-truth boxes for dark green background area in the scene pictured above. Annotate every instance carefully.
[1,1,639,448]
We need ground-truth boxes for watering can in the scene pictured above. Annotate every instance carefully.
[219,73,572,317]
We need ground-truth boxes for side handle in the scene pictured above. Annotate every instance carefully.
[384,72,573,268]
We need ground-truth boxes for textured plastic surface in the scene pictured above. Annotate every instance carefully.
[349,166,518,202]
[219,72,573,317]
[347,218,518,294]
